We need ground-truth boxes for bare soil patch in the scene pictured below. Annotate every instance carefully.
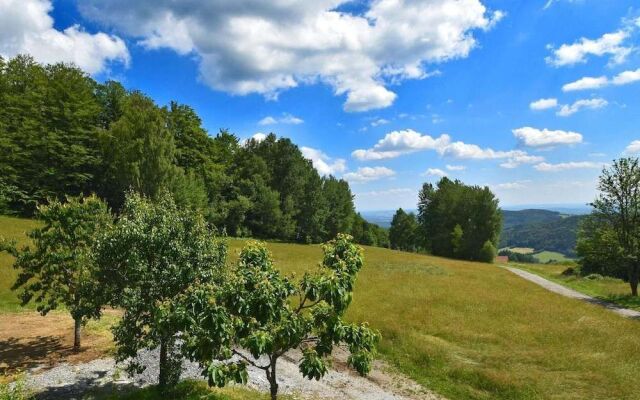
[0,311,116,375]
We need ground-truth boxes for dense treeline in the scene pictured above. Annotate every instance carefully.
[389,177,501,262]
[0,55,387,246]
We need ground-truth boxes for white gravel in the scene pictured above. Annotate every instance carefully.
[24,347,441,400]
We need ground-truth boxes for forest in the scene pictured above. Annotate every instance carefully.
[0,55,388,247]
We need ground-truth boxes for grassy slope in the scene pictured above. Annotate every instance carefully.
[515,263,640,311]
[2,219,640,399]
[0,215,41,311]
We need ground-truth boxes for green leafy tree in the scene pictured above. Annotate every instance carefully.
[417,178,501,260]
[583,158,640,295]
[576,215,624,278]
[451,224,464,257]
[172,234,379,400]
[0,56,103,214]
[323,177,355,239]
[478,240,497,263]
[0,195,112,349]
[95,192,227,389]
[389,208,418,251]
[100,92,179,208]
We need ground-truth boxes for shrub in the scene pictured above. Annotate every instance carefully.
[0,375,31,400]
[478,240,497,263]
[585,273,604,280]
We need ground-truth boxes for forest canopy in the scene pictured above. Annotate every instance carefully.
[0,55,387,246]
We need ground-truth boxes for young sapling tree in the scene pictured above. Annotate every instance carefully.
[172,234,379,400]
[0,195,112,350]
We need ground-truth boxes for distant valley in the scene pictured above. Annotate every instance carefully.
[361,207,589,259]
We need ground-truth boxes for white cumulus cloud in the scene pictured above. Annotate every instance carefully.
[493,180,531,190]
[343,166,396,182]
[623,140,640,155]
[534,161,603,172]
[530,98,558,110]
[78,0,503,112]
[546,29,631,67]
[351,129,451,160]
[557,98,608,117]
[371,118,390,127]
[562,76,609,92]
[352,128,542,169]
[258,113,304,125]
[0,0,129,74]
[499,154,545,169]
[446,164,466,171]
[300,146,347,176]
[513,127,583,147]
[612,68,640,85]
[422,168,447,177]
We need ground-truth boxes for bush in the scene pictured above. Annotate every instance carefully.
[0,376,31,400]
[561,267,576,276]
[584,273,604,280]
[479,240,497,263]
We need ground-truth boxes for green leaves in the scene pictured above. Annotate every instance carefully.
[300,349,328,380]
[206,362,248,388]
[95,191,227,384]
[175,234,378,399]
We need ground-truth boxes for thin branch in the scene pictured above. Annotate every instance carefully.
[233,350,269,370]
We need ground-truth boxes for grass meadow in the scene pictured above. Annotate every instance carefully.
[531,251,573,263]
[2,216,640,399]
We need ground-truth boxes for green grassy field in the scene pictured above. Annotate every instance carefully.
[531,251,572,263]
[0,215,41,311]
[515,263,640,311]
[2,216,640,399]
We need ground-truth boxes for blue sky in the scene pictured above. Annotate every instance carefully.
[1,0,639,211]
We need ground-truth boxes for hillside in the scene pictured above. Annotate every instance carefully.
[363,208,585,257]
[500,210,585,257]
[3,216,640,400]
[501,209,564,229]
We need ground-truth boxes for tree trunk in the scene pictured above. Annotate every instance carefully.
[267,357,279,400]
[630,265,639,296]
[73,317,81,351]
[158,336,182,392]
[159,339,168,389]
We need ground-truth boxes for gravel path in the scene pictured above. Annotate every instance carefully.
[24,347,441,400]
[506,267,640,319]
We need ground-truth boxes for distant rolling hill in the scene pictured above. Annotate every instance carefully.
[500,209,585,257]
[361,208,586,257]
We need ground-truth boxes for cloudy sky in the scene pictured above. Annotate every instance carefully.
[1,0,639,211]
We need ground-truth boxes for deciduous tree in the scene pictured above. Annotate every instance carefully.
[95,192,227,389]
[172,234,379,400]
[0,195,112,349]
[583,158,640,295]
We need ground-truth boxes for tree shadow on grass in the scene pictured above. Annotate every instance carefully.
[0,336,77,374]
[598,293,640,312]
